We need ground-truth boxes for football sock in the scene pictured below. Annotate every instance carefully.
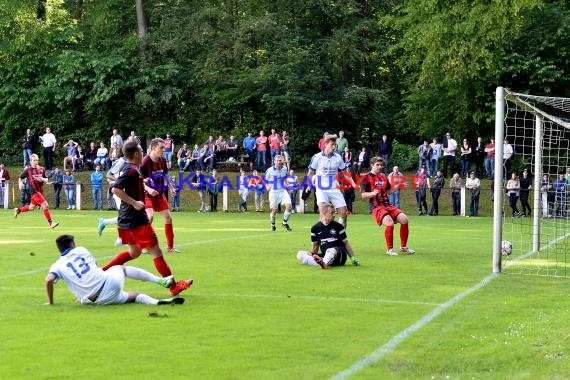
[102,251,133,271]
[385,225,394,250]
[270,215,276,224]
[296,251,319,267]
[135,293,159,305]
[153,256,172,278]
[400,223,409,247]
[338,217,345,226]
[124,266,160,283]
[18,205,30,213]
[283,211,291,222]
[165,223,174,249]
[104,217,118,225]
[43,208,53,224]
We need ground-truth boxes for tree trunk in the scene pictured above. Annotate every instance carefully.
[37,0,46,21]
[135,0,148,39]
[76,0,84,19]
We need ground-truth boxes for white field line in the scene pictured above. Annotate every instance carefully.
[330,232,570,380]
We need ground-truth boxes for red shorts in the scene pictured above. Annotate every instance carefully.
[30,193,47,206]
[372,205,402,225]
[145,195,169,212]
[118,224,159,250]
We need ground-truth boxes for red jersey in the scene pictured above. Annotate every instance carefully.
[361,172,391,208]
[20,166,47,195]
[140,155,168,198]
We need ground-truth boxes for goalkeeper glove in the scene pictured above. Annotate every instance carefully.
[351,256,360,266]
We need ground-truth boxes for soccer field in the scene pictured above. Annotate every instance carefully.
[1,210,567,379]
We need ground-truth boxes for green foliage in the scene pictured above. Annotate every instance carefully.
[390,139,419,172]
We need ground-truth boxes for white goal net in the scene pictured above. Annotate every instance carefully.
[494,88,570,277]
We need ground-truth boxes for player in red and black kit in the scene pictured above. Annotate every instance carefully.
[102,140,192,296]
[14,154,59,228]
[361,156,415,256]
[140,138,179,253]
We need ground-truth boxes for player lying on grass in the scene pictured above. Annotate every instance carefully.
[297,203,360,269]
[45,234,185,306]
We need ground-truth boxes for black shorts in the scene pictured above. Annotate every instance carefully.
[317,247,348,267]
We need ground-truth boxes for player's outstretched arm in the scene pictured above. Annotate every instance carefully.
[45,273,57,305]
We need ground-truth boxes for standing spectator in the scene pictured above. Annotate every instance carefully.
[0,163,10,207]
[110,129,123,151]
[101,140,192,297]
[91,165,104,210]
[84,142,97,170]
[442,132,457,178]
[566,167,570,184]
[460,138,472,178]
[265,155,293,231]
[215,135,226,162]
[377,134,392,172]
[506,172,521,217]
[63,139,79,172]
[74,145,84,172]
[237,170,250,212]
[473,137,485,179]
[554,173,567,217]
[387,165,405,209]
[94,142,109,170]
[519,168,532,217]
[415,167,430,215]
[226,135,239,161]
[191,169,207,212]
[189,144,201,171]
[48,166,63,209]
[14,154,59,228]
[176,143,190,171]
[355,146,370,174]
[242,132,256,171]
[256,130,268,171]
[450,173,462,216]
[22,128,35,167]
[140,138,180,252]
[417,140,432,176]
[297,203,359,269]
[62,169,75,210]
[280,130,291,169]
[170,176,181,212]
[361,157,415,256]
[336,130,349,154]
[127,130,141,145]
[341,146,353,168]
[202,143,216,173]
[207,169,220,212]
[163,133,174,169]
[429,138,442,178]
[286,169,298,213]
[268,129,281,162]
[540,174,555,218]
[19,174,31,207]
[503,138,514,180]
[308,134,354,227]
[465,171,481,217]
[484,138,495,179]
[429,170,445,216]
[249,170,264,212]
[40,127,57,170]
[340,166,357,215]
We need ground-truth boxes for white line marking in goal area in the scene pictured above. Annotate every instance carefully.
[330,233,570,380]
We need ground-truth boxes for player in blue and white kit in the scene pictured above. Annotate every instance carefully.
[307,134,354,226]
[264,155,293,231]
[45,234,184,306]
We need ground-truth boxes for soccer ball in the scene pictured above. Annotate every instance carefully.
[501,240,513,256]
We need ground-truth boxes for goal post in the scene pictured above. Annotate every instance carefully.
[494,87,570,277]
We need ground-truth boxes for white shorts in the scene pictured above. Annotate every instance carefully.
[315,189,346,209]
[87,266,129,305]
[269,190,292,209]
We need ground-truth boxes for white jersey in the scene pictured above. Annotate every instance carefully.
[264,165,288,191]
[308,152,346,189]
[48,247,106,304]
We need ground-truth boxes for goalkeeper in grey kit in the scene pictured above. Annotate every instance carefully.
[297,203,360,269]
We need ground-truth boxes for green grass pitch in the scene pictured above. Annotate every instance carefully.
[1,209,568,379]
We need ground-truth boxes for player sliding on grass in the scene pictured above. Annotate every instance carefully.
[361,156,415,256]
[45,234,184,306]
[101,140,192,296]
[14,154,59,229]
[297,203,360,269]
